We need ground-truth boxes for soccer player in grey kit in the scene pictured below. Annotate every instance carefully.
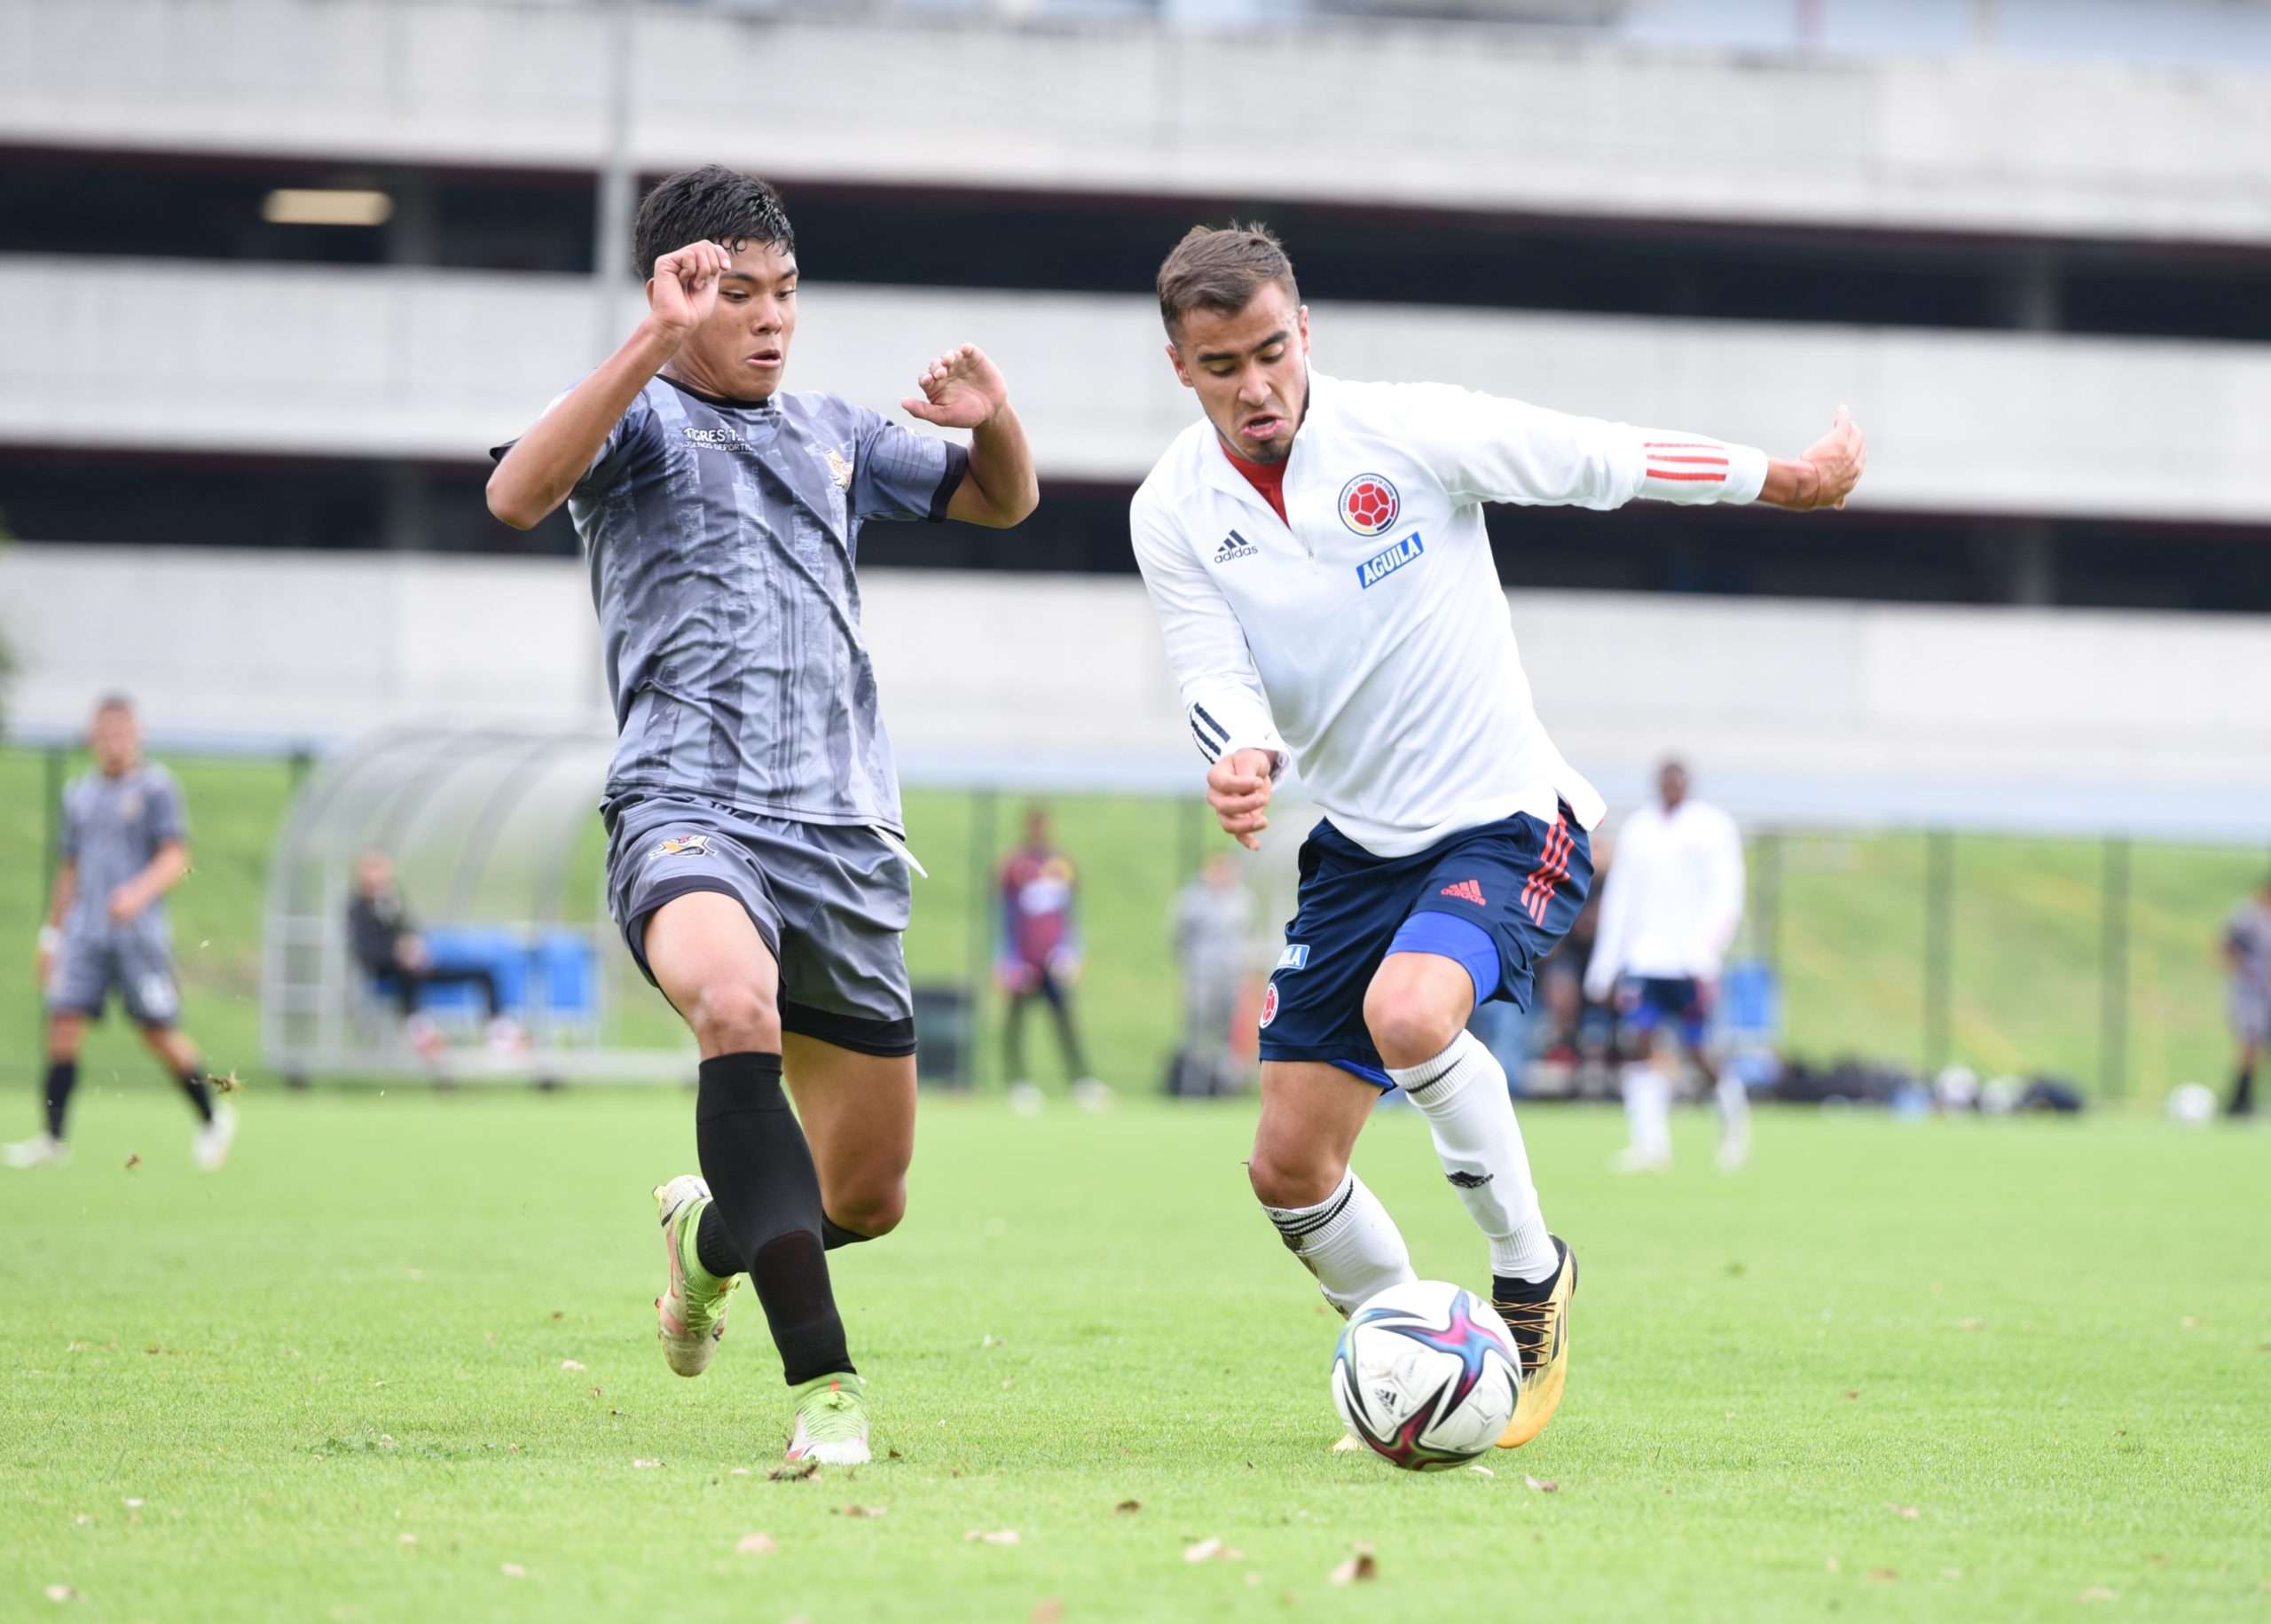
[488,167,1037,1463]
[7,696,236,1170]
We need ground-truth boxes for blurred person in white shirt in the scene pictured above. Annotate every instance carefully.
[1584,760,1749,1172]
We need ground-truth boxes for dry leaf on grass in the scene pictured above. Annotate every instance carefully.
[1029,1600,1064,1624]
[1114,1499,1141,1514]
[1330,1435,1365,1454]
[1523,1475,1558,1493]
[561,1359,586,1372]
[44,1584,75,1602]
[767,1460,820,1482]
[735,1534,777,1556]
[1826,1558,1841,1573]
[1327,1544,1379,1585]
[1842,1390,1859,1400]
[1183,1537,1242,1564]
[836,1503,886,1518]
[124,1154,140,1172]
[1941,1567,1963,1579]
[633,1459,662,1470]
[1956,1318,1984,1331]
[1868,1569,1898,1582]
[210,1069,243,1095]
[122,1500,142,1510]
[1891,1505,1919,1519]
[398,1534,417,1547]
[2079,1588,2116,1604]
[1468,1464,1495,1477]
[500,1564,528,1579]
[2179,1316,2203,1329]
[965,1528,1021,1546]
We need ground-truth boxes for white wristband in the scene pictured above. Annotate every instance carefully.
[38,926,61,952]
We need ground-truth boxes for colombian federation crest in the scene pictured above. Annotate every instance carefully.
[1260,980,1281,1028]
[1339,474,1401,537]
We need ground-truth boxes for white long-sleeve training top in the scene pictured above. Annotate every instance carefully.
[1130,371,1769,857]
[1583,797,1748,999]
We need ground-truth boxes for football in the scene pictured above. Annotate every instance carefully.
[1331,1280,1521,1470]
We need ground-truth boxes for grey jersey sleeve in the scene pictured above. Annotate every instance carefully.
[485,381,664,496]
[851,410,968,524]
[145,769,188,844]
[576,388,665,498]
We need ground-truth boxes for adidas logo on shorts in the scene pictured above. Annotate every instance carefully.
[1439,879,1485,906]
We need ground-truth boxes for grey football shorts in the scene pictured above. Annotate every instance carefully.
[46,927,182,1026]
[2231,984,2271,1047]
[604,795,916,1057]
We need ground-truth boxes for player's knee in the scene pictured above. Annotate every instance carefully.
[831,1181,907,1239]
[1248,1144,1343,1212]
[1362,976,1463,1070]
[684,980,781,1055]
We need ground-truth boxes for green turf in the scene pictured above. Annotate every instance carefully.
[1,1092,2265,1620]
[1,746,2260,1104]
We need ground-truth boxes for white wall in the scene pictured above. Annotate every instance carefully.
[11,257,2271,525]
[7,545,2270,841]
[7,0,2271,243]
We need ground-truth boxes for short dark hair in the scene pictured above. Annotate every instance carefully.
[92,693,134,717]
[631,165,796,280]
[1156,223,1300,338]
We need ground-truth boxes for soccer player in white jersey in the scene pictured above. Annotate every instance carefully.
[1128,225,1864,1449]
[1584,758,1750,1173]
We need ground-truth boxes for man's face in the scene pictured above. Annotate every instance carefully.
[90,707,138,774]
[1025,812,1050,848]
[358,851,394,895]
[670,239,798,403]
[1166,284,1310,465]
[1659,763,1689,809]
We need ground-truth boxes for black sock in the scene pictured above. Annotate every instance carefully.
[43,1061,78,1140]
[695,1052,853,1386]
[821,1217,872,1251]
[694,1204,743,1280]
[177,1071,216,1126]
[2235,1065,2258,1116]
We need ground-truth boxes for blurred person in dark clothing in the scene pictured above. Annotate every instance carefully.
[997,808,1105,1112]
[348,849,521,1055]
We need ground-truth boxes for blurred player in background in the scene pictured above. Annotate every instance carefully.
[1170,850,1256,1096]
[345,848,523,1060]
[1583,759,1749,1172]
[2221,875,2271,1118]
[1130,224,1863,1449]
[486,166,1036,1463]
[997,807,1106,1113]
[7,696,235,1171]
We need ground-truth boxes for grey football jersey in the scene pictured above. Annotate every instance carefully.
[2228,898,2271,990]
[557,374,965,829]
[59,764,186,938]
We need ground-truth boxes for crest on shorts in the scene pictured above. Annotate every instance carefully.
[653,834,713,859]
[824,447,854,490]
[1260,981,1281,1028]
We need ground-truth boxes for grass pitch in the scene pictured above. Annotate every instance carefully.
[3,1091,2265,1620]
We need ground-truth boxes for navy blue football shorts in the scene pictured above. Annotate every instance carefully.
[1258,804,1592,1089]
[1621,976,1712,1048]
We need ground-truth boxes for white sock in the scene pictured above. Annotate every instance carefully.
[1714,1071,1751,1157]
[1262,1170,1415,1317]
[1388,1031,1558,1283]
[1623,1063,1673,1157]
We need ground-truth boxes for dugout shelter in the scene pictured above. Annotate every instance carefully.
[259,725,692,1086]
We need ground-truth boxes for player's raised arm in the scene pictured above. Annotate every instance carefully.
[486,240,735,530]
[1130,490,1290,850]
[1395,382,1866,515]
[901,345,1038,528]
